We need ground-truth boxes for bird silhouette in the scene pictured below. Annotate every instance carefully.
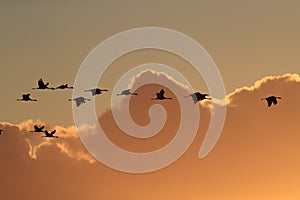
[42,130,58,138]
[32,78,54,90]
[68,96,91,107]
[116,89,138,96]
[0,129,3,135]
[84,88,108,96]
[186,92,211,103]
[261,96,282,107]
[55,84,73,90]
[151,89,172,100]
[30,125,45,133]
[17,94,37,101]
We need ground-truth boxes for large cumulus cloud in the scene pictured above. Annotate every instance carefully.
[0,72,300,199]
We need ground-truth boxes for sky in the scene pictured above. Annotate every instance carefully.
[1,1,300,199]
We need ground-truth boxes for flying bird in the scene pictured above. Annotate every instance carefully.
[55,84,73,89]
[261,96,282,107]
[30,125,45,133]
[116,89,138,96]
[186,92,211,103]
[43,130,58,138]
[32,78,54,90]
[68,96,91,107]
[17,94,37,101]
[84,88,108,96]
[151,89,172,100]
[0,129,3,135]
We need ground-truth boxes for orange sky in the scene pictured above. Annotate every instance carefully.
[1,1,300,199]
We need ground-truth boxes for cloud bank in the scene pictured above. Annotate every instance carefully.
[0,72,300,199]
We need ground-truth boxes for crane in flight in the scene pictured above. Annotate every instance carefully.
[69,96,91,107]
[42,130,58,138]
[261,96,282,107]
[30,125,45,133]
[151,89,172,100]
[17,94,37,101]
[32,78,54,90]
[84,88,108,96]
[55,84,73,89]
[116,89,138,96]
[186,92,211,103]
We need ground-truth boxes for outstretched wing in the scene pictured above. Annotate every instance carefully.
[89,89,97,96]
[34,125,38,131]
[40,126,45,130]
[160,89,165,96]
[38,79,45,87]
[191,93,198,103]
[75,99,82,107]
[267,100,272,107]
[123,89,130,94]
[95,88,101,95]
[44,131,50,136]
[156,89,164,99]
[56,84,63,89]
[50,130,56,135]
[23,94,30,99]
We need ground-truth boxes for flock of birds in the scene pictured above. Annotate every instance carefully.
[0,77,282,136]
[30,125,58,138]
[15,78,76,138]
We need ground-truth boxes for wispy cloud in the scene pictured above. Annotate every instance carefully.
[0,120,95,163]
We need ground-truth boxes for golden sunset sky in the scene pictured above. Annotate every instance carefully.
[1,1,300,199]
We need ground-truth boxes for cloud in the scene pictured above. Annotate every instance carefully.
[0,120,95,163]
[128,69,191,92]
[98,69,212,153]
[226,73,300,106]
[96,72,300,198]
